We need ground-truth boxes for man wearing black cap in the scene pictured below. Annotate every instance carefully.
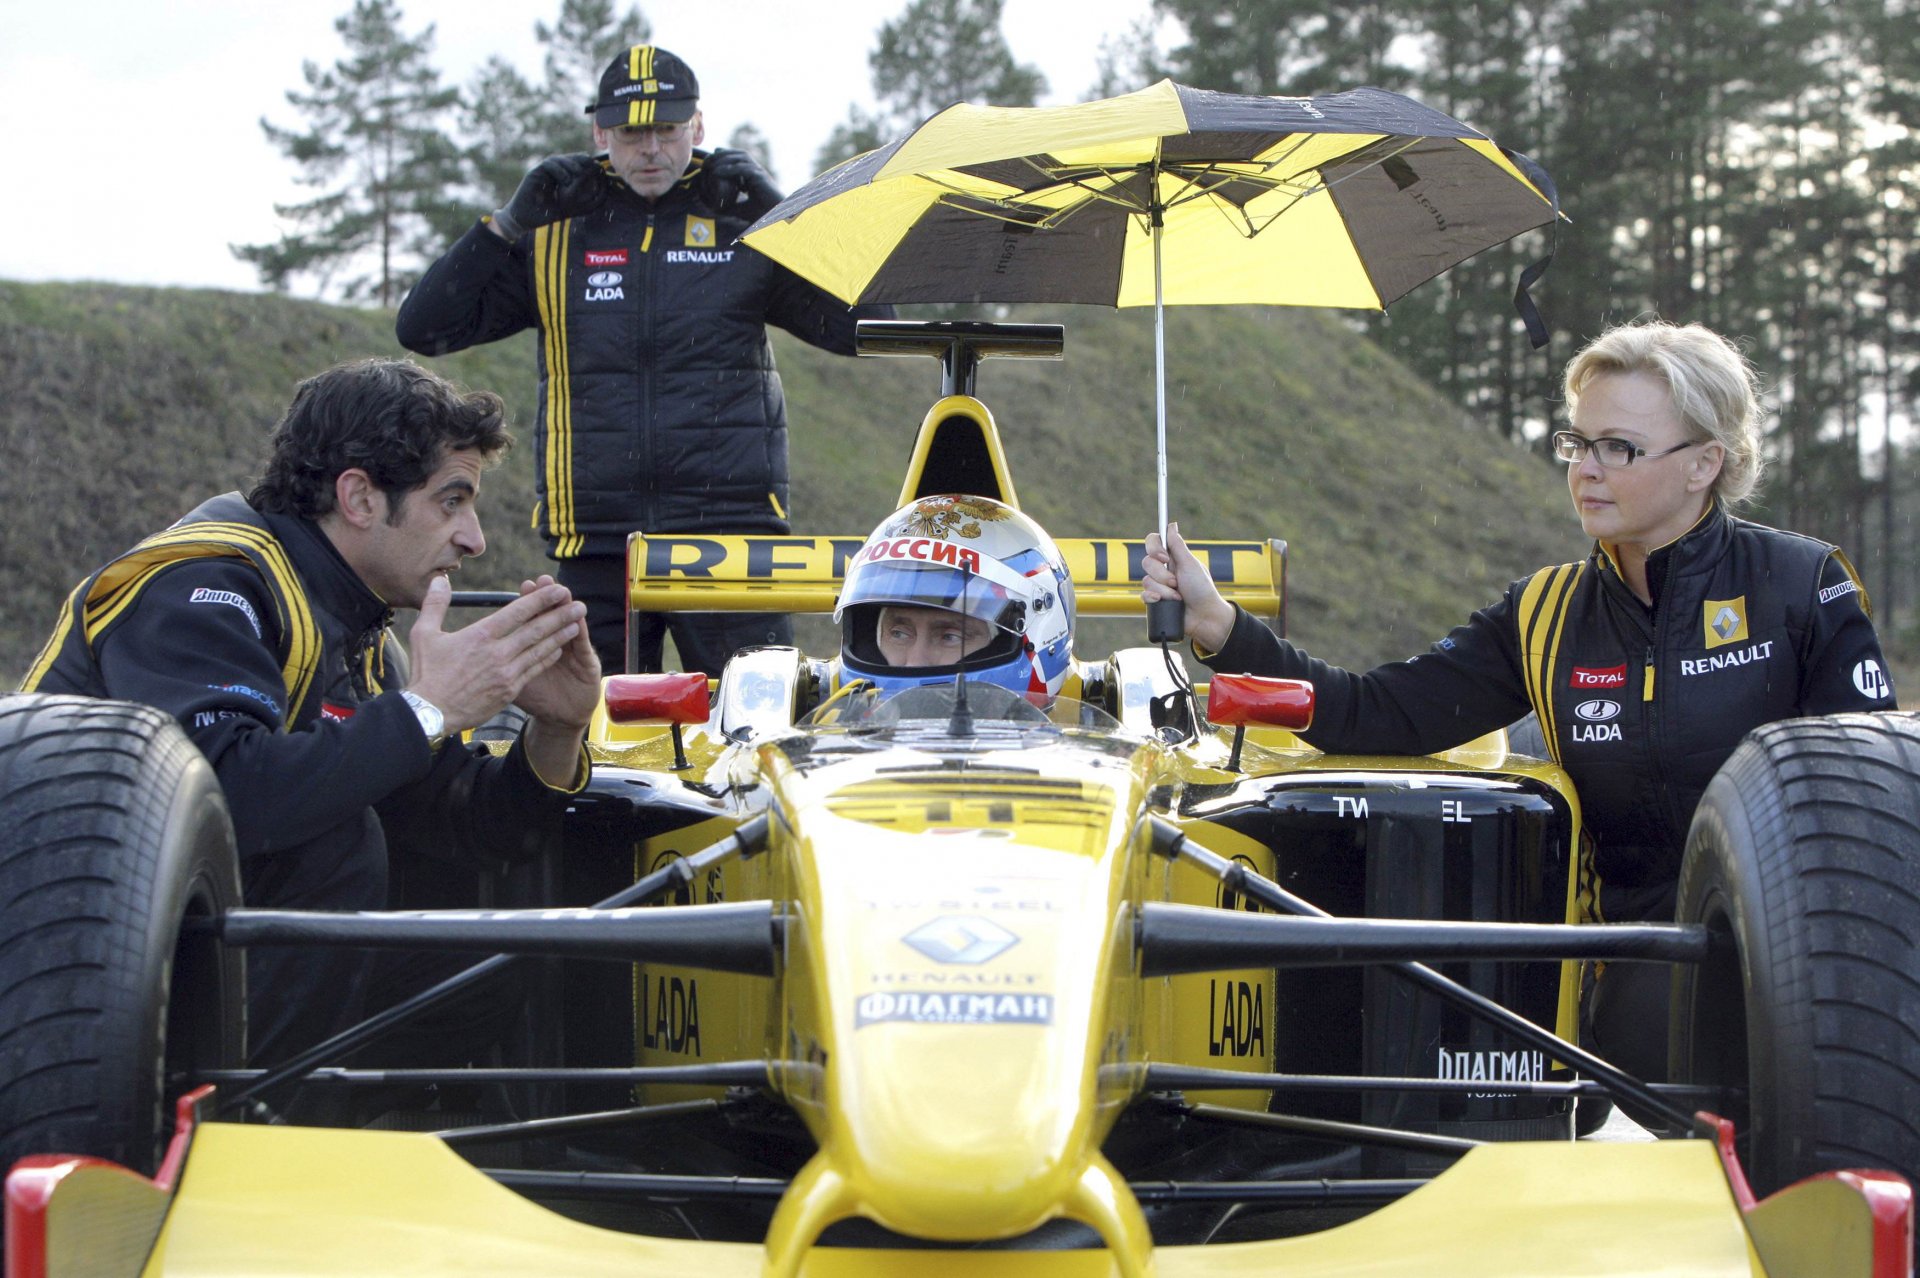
[398,45,888,677]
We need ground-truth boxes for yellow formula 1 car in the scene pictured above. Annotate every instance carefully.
[4,323,1917,1277]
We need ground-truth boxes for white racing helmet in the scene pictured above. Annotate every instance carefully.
[835,495,1075,702]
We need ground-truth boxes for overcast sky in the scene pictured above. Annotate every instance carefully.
[0,0,1162,294]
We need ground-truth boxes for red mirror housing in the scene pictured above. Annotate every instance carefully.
[1207,673,1314,731]
[604,672,711,725]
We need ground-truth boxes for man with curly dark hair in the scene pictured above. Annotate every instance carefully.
[22,358,601,1064]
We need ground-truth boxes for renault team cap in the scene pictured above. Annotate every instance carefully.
[589,45,700,128]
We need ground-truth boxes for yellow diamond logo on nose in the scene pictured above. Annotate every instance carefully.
[904,915,1018,965]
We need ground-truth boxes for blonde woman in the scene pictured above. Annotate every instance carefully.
[1142,320,1896,1076]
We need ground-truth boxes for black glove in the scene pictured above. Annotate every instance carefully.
[700,148,785,221]
[491,154,612,239]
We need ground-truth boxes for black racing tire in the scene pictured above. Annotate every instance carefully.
[0,694,245,1176]
[1672,711,1920,1196]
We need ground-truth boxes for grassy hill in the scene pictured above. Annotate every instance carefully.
[0,279,1595,684]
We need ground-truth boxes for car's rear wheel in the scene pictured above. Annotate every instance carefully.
[0,694,245,1176]
[1672,711,1920,1195]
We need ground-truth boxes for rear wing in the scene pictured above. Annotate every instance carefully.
[625,533,1287,625]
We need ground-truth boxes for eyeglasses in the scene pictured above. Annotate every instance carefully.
[1552,430,1704,468]
[610,122,689,144]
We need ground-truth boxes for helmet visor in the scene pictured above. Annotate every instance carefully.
[837,561,1026,635]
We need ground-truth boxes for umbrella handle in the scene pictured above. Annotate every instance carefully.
[1147,598,1185,644]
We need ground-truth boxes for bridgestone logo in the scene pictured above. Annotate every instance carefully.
[855,991,1052,1027]
[189,587,262,637]
[1819,579,1860,604]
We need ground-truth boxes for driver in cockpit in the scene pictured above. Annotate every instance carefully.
[872,605,995,668]
[834,494,1075,704]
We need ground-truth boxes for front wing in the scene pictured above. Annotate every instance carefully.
[19,1117,1911,1277]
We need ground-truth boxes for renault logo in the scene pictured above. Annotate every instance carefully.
[903,915,1018,965]
[1703,596,1749,649]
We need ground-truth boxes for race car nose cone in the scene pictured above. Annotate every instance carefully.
[764,1148,1152,1278]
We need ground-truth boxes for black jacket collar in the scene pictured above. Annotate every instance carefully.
[1595,499,1729,613]
[256,501,393,635]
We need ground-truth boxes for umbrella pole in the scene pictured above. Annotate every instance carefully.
[1146,209,1184,644]
[1154,214,1169,535]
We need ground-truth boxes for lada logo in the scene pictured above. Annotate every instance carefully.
[587,271,624,287]
[1574,699,1620,722]
[902,915,1018,965]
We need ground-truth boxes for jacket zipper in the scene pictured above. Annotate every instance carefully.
[1640,638,1685,843]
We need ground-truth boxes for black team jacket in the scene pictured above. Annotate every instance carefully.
[1199,502,1897,918]
[396,152,883,559]
[22,492,586,873]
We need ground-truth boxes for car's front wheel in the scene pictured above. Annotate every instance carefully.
[0,694,245,1176]
[1672,711,1920,1195]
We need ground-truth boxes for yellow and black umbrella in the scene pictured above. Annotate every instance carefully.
[743,78,1560,620]
[746,80,1557,315]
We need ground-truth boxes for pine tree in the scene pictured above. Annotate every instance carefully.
[461,0,650,209]
[815,105,892,173]
[462,56,547,213]
[1363,0,1555,441]
[870,0,1048,122]
[1089,18,1168,99]
[530,0,651,153]
[234,0,462,306]
[1153,0,1417,96]
[817,0,1047,170]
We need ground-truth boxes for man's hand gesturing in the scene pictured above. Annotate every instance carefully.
[404,576,588,733]
[512,575,602,730]
[512,575,602,788]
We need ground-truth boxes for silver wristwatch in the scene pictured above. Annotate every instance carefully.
[399,690,448,748]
